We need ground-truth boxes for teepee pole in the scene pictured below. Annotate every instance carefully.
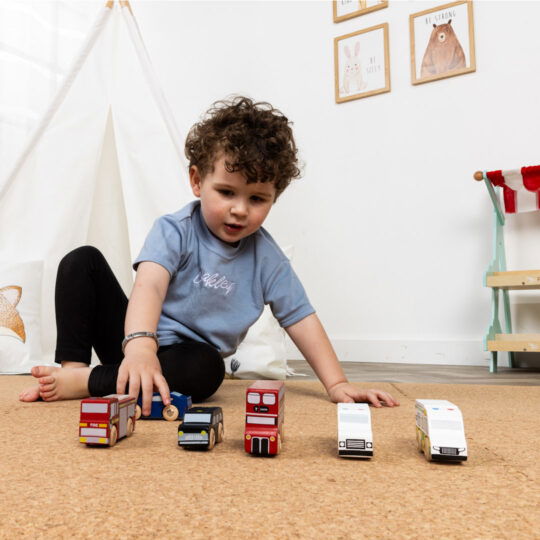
[0,3,115,200]
[120,2,188,170]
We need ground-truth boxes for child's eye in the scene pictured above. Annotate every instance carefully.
[218,189,234,197]
[251,196,268,203]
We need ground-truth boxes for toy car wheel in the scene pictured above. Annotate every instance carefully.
[217,422,224,443]
[207,428,216,450]
[126,417,134,437]
[162,404,179,421]
[135,405,142,420]
[109,425,118,447]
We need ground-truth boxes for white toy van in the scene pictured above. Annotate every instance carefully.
[337,403,373,458]
[415,399,467,462]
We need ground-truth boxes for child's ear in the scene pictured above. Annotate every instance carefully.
[189,166,202,197]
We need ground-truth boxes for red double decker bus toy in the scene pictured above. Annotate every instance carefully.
[244,381,284,456]
[79,394,137,447]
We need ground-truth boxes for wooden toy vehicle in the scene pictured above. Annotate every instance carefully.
[244,380,284,456]
[79,394,136,447]
[178,407,224,450]
[415,399,468,462]
[135,391,192,421]
[337,402,373,458]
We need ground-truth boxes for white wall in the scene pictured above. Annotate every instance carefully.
[3,1,540,367]
[129,0,540,366]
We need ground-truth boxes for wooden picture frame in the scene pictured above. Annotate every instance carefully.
[333,1,388,23]
[410,0,476,85]
[334,23,390,104]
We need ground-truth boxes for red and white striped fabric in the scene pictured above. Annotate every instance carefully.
[486,166,540,213]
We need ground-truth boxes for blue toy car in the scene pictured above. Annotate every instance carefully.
[136,392,192,421]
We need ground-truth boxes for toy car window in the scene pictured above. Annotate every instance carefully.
[262,393,275,405]
[82,402,108,413]
[184,413,211,423]
[430,419,462,431]
[246,415,275,425]
[247,392,260,404]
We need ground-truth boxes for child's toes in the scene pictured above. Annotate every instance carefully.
[38,376,55,385]
[39,381,56,394]
[40,389,57,401]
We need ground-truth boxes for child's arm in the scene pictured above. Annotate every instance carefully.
[116,261,171,415]
[285,313,399,407]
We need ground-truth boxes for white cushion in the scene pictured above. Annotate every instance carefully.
[224,305,287,380]
[0,261,43,373]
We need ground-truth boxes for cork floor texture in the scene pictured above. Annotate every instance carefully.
[1,376,539,539]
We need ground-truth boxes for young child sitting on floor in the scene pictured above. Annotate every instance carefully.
[19,96,399,414]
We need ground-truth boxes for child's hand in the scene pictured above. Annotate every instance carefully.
[117,344,170,416]
[327,382,400,407]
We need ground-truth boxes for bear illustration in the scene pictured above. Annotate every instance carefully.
[0,285,26,342]
[420,19,466,78]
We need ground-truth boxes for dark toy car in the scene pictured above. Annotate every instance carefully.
[178,406,224,450]
[136,391,192,421]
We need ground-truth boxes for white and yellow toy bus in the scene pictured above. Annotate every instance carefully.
[415,399,467,462]
[337,403,373,458]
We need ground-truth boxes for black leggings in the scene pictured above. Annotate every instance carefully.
[54,246,225,402]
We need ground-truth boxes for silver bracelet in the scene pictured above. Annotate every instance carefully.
[121,331,159,353]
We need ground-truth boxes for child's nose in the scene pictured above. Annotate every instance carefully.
[231,200,248,216]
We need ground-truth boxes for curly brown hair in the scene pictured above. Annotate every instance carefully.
[185,96,301,198]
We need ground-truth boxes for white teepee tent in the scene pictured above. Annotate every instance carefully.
[0,1,192,372]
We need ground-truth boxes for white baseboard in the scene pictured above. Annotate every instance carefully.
[286,338,508,367]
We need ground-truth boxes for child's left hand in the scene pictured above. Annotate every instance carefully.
[327,382,400,407]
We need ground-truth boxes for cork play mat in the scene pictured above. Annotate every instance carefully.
[1,376,538,539]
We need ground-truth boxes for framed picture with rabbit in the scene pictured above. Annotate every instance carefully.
[410,0,476,85]
[334,23,390,104]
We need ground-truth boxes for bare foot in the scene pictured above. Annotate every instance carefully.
[19,365,91,402]
[19,361,88,402]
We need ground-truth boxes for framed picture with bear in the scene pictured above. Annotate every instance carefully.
[333,0,388,23]
[410,0,476,85]
[334,23,390,104]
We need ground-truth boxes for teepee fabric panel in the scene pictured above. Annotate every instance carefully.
[486,166,540,214]
[111,7,192,259]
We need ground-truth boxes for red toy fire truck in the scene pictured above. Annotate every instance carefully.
[244,380,284,456]
[79,394,137,447]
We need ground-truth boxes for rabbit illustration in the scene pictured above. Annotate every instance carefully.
[341,41,367,95]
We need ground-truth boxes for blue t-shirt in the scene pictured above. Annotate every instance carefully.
[134,201,314,357]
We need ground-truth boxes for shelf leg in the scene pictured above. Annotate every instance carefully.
[501,289,516,369]
[490,351,498,373]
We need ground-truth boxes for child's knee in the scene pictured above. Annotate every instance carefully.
[161,342,225,402]
[189,346,224,402]
[58,245,104,275]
